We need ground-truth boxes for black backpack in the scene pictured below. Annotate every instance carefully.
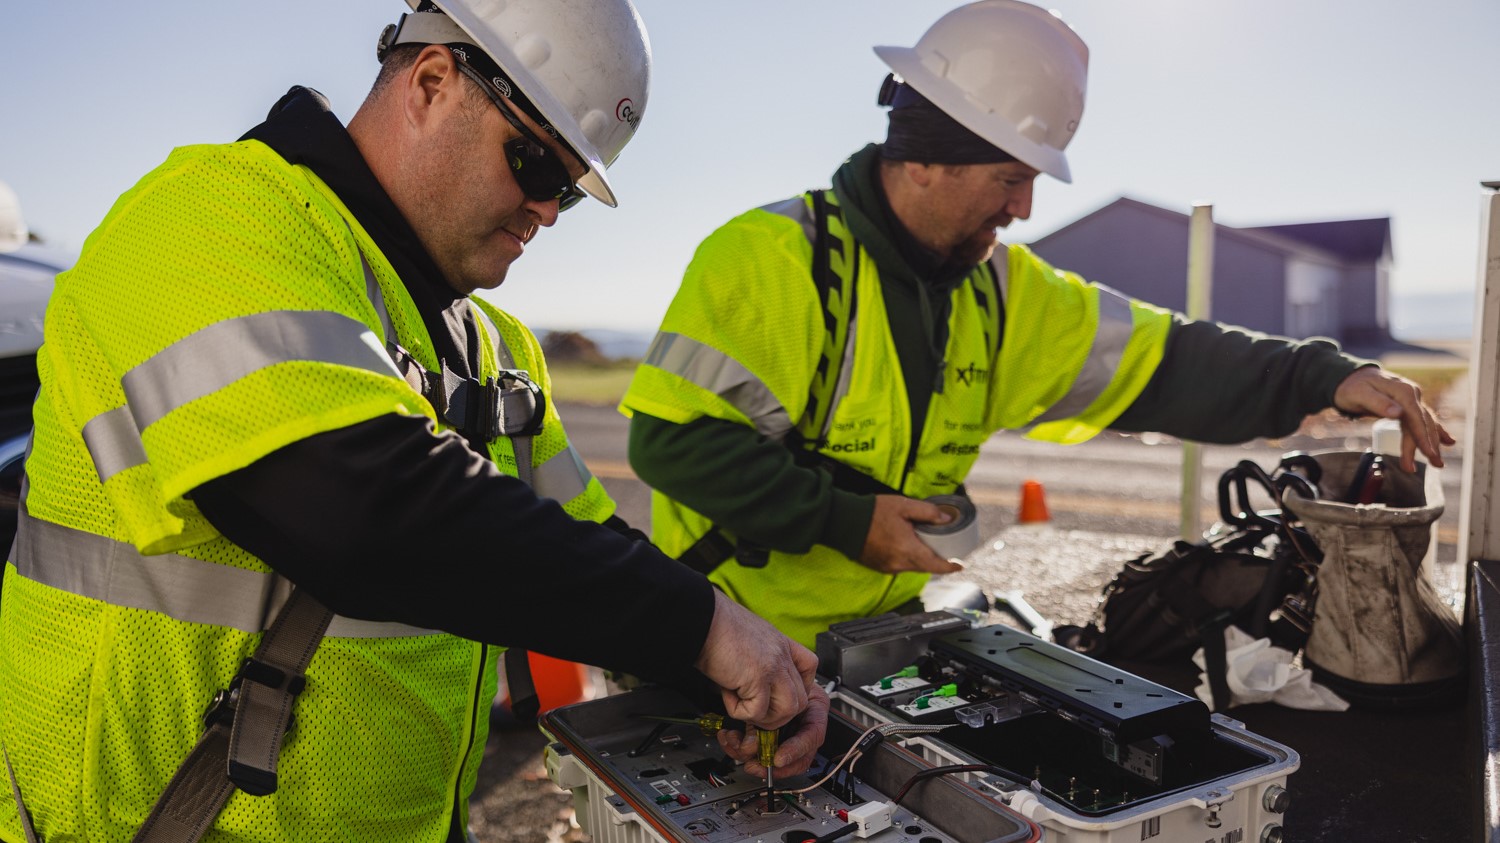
[1054,456,1324,710]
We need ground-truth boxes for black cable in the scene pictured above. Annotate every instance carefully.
[892,764,1008,806]
[809,822,858,843]
[627,722,671,758]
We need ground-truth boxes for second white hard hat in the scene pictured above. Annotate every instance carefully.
[874,0,1088,182]
[387,0,651,208]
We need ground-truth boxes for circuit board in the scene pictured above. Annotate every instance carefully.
[542,685,1036,843]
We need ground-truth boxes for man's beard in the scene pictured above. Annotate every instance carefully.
[944,229,1000,272]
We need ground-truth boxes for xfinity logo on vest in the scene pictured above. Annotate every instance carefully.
[616,98,640,129]
[954,362,990,386]
[827,437,875,453]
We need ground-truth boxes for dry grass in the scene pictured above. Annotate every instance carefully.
[546,360,639,406]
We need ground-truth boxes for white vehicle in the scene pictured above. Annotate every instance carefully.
[0,181,70,552]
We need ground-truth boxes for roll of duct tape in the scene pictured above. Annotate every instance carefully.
[916,494,981,561]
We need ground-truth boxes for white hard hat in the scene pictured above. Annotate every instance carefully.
[0,181,27,253]
[383,0,651,207]
[875,0,1088,182]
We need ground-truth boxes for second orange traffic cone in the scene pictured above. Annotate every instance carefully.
[1018,479,1051,523]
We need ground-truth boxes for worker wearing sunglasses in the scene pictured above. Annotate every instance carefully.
[0,2,831,840]
[452,55,587,212]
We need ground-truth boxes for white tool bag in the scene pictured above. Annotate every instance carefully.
[1282,450,1465,710]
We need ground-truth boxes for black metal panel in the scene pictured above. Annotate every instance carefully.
[933,625,1209,743]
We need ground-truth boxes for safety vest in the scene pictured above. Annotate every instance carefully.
[621,190,1172,648]
[0,139,611,841]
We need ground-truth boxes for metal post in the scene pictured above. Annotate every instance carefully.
[1458,182,1500,566]
[1180,204,1214,540]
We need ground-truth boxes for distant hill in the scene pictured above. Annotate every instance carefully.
[536,328,652,361]
[1390,291,1473,341]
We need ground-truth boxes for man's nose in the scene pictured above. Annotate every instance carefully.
[523,195,562,228]
[1006,180,1034,221]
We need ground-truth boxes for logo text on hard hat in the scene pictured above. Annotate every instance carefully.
[616,98,640,129]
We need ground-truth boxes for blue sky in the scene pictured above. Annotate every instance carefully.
[3,1,1495,333]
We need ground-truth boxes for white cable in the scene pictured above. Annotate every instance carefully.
[777,722,949,796]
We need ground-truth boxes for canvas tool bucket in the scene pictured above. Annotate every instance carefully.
[1282,450,1464,710]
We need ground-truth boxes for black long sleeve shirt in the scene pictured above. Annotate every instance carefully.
[193,87,715,686]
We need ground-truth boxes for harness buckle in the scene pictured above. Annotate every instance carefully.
[493,369,545,438]
[202,686,238,730]
[200,658,308,732]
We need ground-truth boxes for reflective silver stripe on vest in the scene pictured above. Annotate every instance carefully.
[643,332,793,441]
[532,444,593,503]
[11,507,436,638]
[122,310,401,430]
[80,404,148,483]
[989,252,1011,302]
[1029,287,1136,424]
[759,195,816,243]
[820,313,860,443]
[362,253,397,348]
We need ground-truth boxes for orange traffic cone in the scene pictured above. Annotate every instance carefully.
[1018,479,1051,523]
[494,652,596,723]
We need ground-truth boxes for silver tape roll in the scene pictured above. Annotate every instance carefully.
[916,494,981,560]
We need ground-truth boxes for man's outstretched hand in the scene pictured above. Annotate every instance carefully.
[1333,366,1454,471]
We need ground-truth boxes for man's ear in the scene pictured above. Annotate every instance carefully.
[400,44,462,130]
[903,160,936,189]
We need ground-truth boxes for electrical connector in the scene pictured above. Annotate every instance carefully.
[913,683,959,709]
[878,666,921,690]
[844,800,893,838]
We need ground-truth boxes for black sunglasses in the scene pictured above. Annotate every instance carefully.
[455,61,586,211]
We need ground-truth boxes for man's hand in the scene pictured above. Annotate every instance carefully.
[1333,366,1455,471]
[694,589,828,773]
[858,495,964,575]
[716,685,830,778]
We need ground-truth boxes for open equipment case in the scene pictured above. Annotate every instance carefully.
[542,683,1041,843]
[542,613,1299,843]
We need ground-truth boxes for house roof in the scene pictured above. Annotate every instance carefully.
[1029,196,1390,264]
[1243,218,1392,262]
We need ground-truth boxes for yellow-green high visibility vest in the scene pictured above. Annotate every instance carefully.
[0,139,611,841]
[621,191,1171,648]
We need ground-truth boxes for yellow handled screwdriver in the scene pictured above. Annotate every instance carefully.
[634,713,779,810]
[633,713,736,736]
[759,727,780,812]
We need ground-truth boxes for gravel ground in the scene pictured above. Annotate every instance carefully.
[469,717,588,843]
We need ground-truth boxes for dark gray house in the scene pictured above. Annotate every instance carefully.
[1027,197,1396,355]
